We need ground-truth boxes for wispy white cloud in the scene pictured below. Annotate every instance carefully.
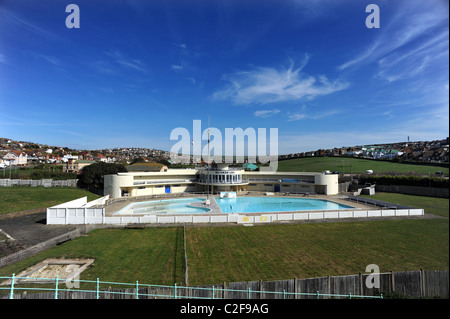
[213,56,349,105]
[338,1,448,73]
[287,110,341,121]
[36,54,61,66]
[254,109,280,118]
[279,103,449,153]
[0,7,61,41]
[106,50,146,72]
[171,64,184,71]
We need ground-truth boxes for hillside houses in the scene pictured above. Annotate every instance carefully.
[278,138,449,163]
[2,151,27,166]
[0,137,171,169]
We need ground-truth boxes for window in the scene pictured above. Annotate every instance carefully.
[264,184,273,186]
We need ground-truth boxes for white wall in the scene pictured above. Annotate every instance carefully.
[47,207,424,225]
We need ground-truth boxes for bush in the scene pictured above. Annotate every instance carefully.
[30,171,77,180]
[77,162,127,195]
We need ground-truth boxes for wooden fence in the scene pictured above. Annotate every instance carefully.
[2,270,448,299]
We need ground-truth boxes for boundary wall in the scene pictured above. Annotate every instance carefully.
[47,207,424,225]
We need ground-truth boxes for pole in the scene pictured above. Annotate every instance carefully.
[9,274,15,299]
[96,278,100,299]
[207,116,210,201]
[136,281,139,299]
[55,276,59,299]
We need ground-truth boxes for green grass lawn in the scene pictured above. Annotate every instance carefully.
[277,157,449,175]
[0,194,447,288]
[185,219,448,285]
[361,193,449,217]
[1,220,447,287]
[0,187,100,214]
[0,228,186,288]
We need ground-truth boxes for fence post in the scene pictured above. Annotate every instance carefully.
[348,291,352,299]
[96,278,100,299]
[283,289,286,299]
[212,285,215,299]
[316,290,319,299]
[55,276,59,299]
[9,273,15,299]
[248,287,251,299]
[136,281,139,299]
[174,283,177,299]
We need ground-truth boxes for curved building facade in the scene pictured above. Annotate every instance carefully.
[104,165,339,198]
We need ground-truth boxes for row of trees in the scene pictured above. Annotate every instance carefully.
[358,175,449,188]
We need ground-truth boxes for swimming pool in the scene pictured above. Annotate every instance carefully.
[115,198,210,215]
[216,197,354,213]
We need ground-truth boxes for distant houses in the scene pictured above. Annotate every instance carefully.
[278,137,449,163]
[63,160,95,173]
[2,151,27,166]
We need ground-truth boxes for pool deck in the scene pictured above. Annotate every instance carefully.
[104,193,374,217]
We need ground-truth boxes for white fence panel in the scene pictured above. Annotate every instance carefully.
[175,216,193,223]
[409,209,424,216]
[157,216,176,224]
[193,215,211,223]
[353,211,368,218]
[395,209,409,216]
[309,212,324,220]
[381,210,396,217]
[293,213,308,220]
[211,215,228,223]
[324,212,339,219]
[368,210,382,217]
[338,211,353,218]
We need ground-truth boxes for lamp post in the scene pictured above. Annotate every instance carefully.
[206,116,211,205]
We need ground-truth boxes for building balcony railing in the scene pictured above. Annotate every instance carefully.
[197,179,249,185]
[247,178,315,184]
[133,179,197,186]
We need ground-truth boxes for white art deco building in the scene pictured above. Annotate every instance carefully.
[104,164,339,198]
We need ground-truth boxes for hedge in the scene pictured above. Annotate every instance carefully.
[359,175,449,188]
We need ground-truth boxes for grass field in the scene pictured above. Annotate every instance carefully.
[185,219,448,285]
[0,227,186,287]
[361,193,449,217]
[277,157,449,175]
[0,219,447,287]
[0,194,448,287]
[0,187,100,215]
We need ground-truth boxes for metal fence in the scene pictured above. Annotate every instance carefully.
[0,275,384,299]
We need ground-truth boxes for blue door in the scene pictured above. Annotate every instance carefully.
[165,185,171,193]
[274,184,280,192]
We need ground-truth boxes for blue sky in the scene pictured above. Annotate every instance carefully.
[0,0,448,154]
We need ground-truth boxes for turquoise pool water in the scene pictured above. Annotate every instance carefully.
[115,198,210,215]
[216,197,354,213]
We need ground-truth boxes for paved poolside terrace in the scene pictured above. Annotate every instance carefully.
[103,193,382,217]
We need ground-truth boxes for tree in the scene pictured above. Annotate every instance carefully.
[77,162,127,195]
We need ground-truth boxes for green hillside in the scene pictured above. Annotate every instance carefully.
[277,157,448,175]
